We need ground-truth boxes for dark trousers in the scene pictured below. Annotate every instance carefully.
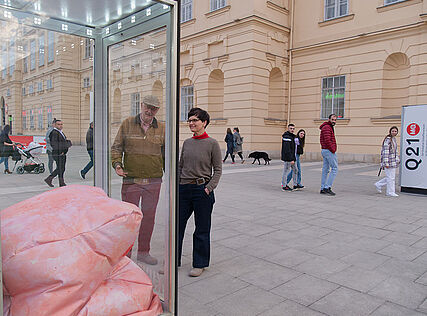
[81,149,93,175]
[51,154,66,180]
[223,152,235,163]
[121,181,161,253]
[47,150,54,174]
[178,183,215,268]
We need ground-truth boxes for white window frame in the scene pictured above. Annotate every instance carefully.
[29,84,34,94]
[324,0,348,20]
[84,38,92,59]
[46,79,53,90]
[48,31,54,62]
[30,39,36,70]
[22,87,26,96]
[39,34,45,67]
[30,109,35,129]
[47,106,53,127]
[9,42,15,75]
[22,111,27,130]
[1,45,7,79]
[131,92,140,116]
[210,0,226,12]
[37,108,43,129]
[37,81,43,92]
[181,0,193,22]
[23,44,28,73]
[83,77,90,88]
[321,75,346,119]
[180,85,194,121]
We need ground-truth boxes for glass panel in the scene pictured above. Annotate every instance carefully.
[108,27,168,302]
[0,23,93,207]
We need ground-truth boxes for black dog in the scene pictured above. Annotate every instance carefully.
[248,151,271,165]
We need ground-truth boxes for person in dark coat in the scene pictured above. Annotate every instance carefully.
[0,125,15,174]
[80,122,94,179]
[222,128,235,164]
[44,119,71,187]
[233,127,245,163]
[281,124,297,191]
[287,129,306,189]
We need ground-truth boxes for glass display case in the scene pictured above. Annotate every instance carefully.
[0,0,178,314]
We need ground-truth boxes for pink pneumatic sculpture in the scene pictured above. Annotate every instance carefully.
[1,185,162,316]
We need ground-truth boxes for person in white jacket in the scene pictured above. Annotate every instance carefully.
[375,126,400,197]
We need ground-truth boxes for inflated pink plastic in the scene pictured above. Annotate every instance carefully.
[1,185,162,316]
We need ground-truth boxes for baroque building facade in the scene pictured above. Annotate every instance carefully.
[1,0,427,161]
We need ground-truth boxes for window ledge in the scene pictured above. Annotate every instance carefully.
[205,5,231,18]
[420,13,427,21]
[266,1,289,14]
[319,14,355,27]
[370,115,401,124]
[181,18,196,26]
[264,118,287,126]
[377,0,422,13]
[314,118,350,125]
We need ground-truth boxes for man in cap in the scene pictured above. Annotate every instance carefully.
[111,95,165,265]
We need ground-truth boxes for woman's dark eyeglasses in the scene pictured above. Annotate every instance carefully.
[187,118,200,123]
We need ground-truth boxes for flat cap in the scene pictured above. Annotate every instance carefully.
[142,95,160,108]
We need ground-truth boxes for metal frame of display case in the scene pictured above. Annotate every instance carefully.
[0,0,179,314]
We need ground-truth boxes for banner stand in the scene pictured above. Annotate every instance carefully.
[400,104,427,195]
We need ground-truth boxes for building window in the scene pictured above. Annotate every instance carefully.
[83,77,90,88]
[1,44,6,79]
[37,108,43,129]
[30,39,36,70]
[37,81,43,92]
[29,84,34,94]
[47,106,53,127]
[84,38,92,59]
[324,0,348,20]
[6,89,10,97]
[23,44,28,73]
[180,85,194,121]
[30,109,35,129]
[48,31,54,62]
[210,0,226,11]
[39,34,45,67]
[321,75,346,119]
[9,43,15,75]
[22,87,26,96]
[131,92,140,116]
[181,0,193,22]
[46,79,53,90]
[22,111,27,130]
[385,0,405,4]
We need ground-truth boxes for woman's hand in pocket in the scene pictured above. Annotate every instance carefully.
[204,188,210,195]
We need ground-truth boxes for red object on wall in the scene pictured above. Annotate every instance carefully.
[10,135,34,146]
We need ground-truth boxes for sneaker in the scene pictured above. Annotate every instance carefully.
[326,188,336,196]
[386,193,399,197]
[80,170,85,179]
[282,185,293,192]
[374,184,382,193]
[138,252,158,265]
[189,267,204,277]
[320,188,328,194]
[231,162,235,164]
[296,184,304,189]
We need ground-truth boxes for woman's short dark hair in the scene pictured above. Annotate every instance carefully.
[233,127,239,133]
[188,108,210,127]
[2,124,10,134]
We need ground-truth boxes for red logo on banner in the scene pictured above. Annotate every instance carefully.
[407,123,420,136]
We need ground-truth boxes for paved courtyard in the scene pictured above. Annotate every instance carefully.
[1,146,426,315]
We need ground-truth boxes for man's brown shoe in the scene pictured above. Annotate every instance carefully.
[138,252,158,265]
[44,176,54,187]
[189,268,204,277]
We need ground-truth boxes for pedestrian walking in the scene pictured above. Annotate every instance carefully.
[233,127,245,163]
[111,95,165,265]
[0,125,15,174]
[287,129,306,189]
[44,119,72,187]
[80,122,94,179]
[45,118,56,174]
[320,114,338,196]
[375,126,400,197]
[178,107,222,277]
[223,128,235,164]
[281,124,298,191]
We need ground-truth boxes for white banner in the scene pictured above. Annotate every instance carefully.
[401,105,427,191]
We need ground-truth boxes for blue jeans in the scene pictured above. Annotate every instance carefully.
[178,183,215,268]
[81,150,93,175]
[321,149,338,189]
[0,156,9,170]
[287,154,302,185]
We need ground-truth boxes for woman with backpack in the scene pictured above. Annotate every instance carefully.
[223,128,235,164]
[375,126,400,197]
[287,129,306,189]
[233,127,245,164]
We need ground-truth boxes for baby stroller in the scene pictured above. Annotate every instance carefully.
[12,142,45,174]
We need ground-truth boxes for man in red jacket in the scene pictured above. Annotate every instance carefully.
[320,114,338,196]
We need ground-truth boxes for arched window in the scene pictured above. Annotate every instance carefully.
[268,68,285,119]
[208,69,224,119]
[381,53,410,118]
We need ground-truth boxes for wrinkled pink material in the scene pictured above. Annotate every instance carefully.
[1,185,162,316]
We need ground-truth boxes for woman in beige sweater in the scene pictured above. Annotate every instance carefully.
[178,108,222,277]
